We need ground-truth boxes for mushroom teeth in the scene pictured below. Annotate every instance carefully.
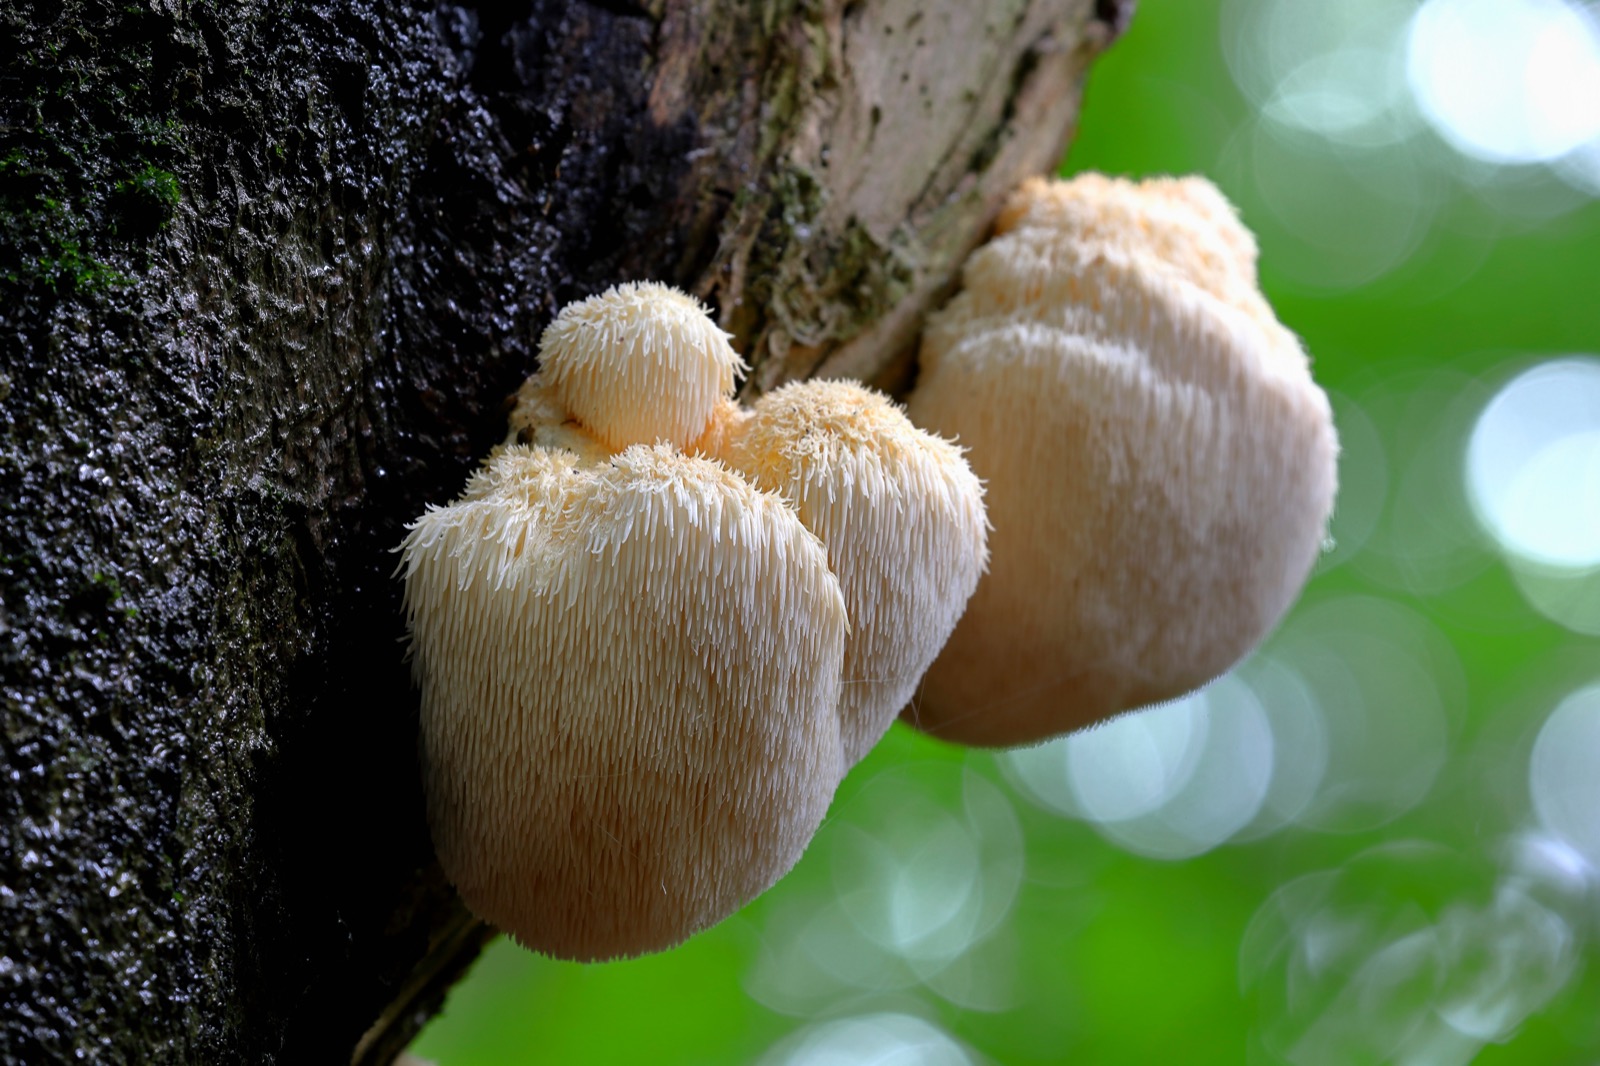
[537,281,748,453]
[399,443,848,961]
[903,173,1338,749]
[994,172,1262,299]
[707,380,990,765]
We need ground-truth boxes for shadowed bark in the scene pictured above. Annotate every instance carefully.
[0,0,1125,1060]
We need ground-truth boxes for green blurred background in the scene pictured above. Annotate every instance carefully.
[411,1,1600,1062]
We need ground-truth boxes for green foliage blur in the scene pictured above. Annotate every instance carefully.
[412,1,1600,1062]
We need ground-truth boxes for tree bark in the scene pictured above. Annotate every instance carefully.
[0,0,1123,1060]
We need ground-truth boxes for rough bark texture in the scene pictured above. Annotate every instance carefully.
[0,0,1122,1060]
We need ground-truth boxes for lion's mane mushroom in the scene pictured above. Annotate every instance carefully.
[531,280,748,452]
[401,282,858,961]
[903,173,1338,748]
[401,278,995,959]
[704,380,989,765]
[511,282,990,766]
[400,443,848,961]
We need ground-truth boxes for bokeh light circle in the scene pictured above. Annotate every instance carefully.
[1066,696,1209,825]
[1004,675,1276,859]
[1242,842,1578,1065]
[1530,683,1600,867]
[1222,0,1423,147]
[1407,0,1600,165]
[744,766,1024,1017]
[1233,655,1329,837]
[1466,357,1600,570]
[1349,368,1499,599]
[1219,117,1438,290]
[1269,597,1457,832]
[756,1013,973,1066]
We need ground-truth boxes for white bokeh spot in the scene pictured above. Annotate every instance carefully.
[1004,675,1277,859]
[1531,683,1600,865]
[1467,357,1600,569]
[757,1013,972,1066]
[1407,0,1600,164]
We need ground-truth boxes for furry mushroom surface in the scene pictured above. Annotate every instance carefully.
[400,443,848,961]
[401,279,992,959]
[535,281,748,452]
[904,173,1338,748]
[706,380,989,765]
[515,286,990,766]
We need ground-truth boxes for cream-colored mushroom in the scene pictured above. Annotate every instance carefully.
[400,443,848,960]
[706,380,989,764]
[992,172,1264,311]
[534,281,747,452]
[522,281,989,765]
[904,173,1338,748]
[504,373,614,463]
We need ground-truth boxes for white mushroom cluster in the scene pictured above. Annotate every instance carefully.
[904,174,1339,747]
[399,283,988,961]
[398,172,1340,960]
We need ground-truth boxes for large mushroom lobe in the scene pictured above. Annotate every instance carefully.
[705,380,989,764]
[904,173,1339,748]
[400,444,848,961]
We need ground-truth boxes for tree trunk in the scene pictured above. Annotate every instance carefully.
[0,0,1123,1060]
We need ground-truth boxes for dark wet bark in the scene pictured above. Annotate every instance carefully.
[0,1,1116,1060]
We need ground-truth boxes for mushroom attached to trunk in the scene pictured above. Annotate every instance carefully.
[903,173,1338,748]
[706,380,989,764]
[534,280,748,452]
[401,443,848,961]
[401,283,852,961]
[402,279,994,959]
[515,285,991,765]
